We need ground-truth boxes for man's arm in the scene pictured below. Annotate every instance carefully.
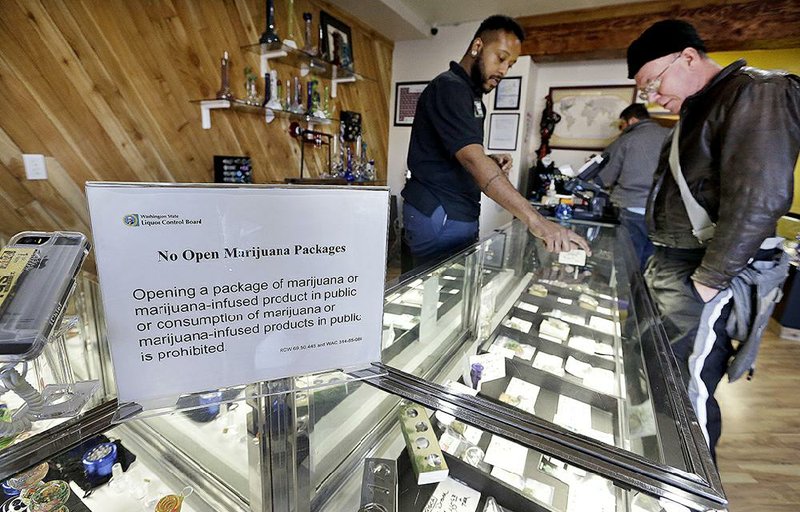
[456,144,591,253]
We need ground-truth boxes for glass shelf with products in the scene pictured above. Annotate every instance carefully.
[241,41,372,84]
[190,98,335,130]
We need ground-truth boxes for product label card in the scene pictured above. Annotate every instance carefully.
[86,184,389,412]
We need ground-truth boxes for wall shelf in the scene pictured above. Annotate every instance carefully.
[241,41,368,97]
[192,99,335,130]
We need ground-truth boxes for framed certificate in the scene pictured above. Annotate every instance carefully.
[487,113,520,151]
[493,76,522,110]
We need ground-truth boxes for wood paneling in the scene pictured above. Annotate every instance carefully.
[717,322,800,511]
[518,0,800,62]
[0,0,393,245]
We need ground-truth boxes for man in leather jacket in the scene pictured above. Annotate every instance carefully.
[627,19,800,460]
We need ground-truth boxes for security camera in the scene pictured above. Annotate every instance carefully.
[430,25,438,36]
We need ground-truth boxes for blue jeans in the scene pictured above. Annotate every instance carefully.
[619,208,654,272]
[403,203,478,269]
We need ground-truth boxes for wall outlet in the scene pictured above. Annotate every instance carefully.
[22,154,47,180]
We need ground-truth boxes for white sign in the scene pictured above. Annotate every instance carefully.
[86,183,389,411]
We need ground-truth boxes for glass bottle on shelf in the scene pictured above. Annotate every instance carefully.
[284,0,298,49]
[259,0,280,45]
[290,76,304,114]
[302,12,317,56]
[266,70,283,110]
[284,79,292,111]
[215,51,233,100]
[243,66,262,106]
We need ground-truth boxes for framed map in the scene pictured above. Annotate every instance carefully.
[548,85,636,150]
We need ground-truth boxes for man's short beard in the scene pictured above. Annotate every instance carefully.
[470,52,488,93]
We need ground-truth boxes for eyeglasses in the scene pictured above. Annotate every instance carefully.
[638,54,681,101]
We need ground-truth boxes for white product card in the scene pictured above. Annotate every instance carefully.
[584,367,616,395]
[578,294,599,308]
[86,184,388,412]
[525,478,555,506]
[557,297,573,305]
[565,356,593,379]
[488,344,516,359]
[589,316,617,336]
[558,249,586,266]
[540,318,570,341]
[399,288,425,306]
[502,316,533,334]
[505,377,540,413]
[516,302,539,314]
[567,336,596,354]
[539,332,564,344]
[533,352,564,376]
[423,477,481,512]
[555,395,592,432]
[491,467,525,490]
[492,335,535,360]
[438,430,462,456]
[443,275,457,281]
[462,425,484,445]
[546,310,586,326]
[596,306,613,316]
[484,435,528,475]
[445,380,480,397]
[382,312,418,330]
[468,353,506,390]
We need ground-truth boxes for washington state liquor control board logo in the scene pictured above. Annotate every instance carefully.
[123,213,202,227]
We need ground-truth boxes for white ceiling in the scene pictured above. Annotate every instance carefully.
[326,0,654,41]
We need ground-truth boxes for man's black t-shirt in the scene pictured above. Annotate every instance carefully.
[402,61,486,222]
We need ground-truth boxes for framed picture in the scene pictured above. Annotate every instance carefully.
[548,85,636,150]
[494,76,522,110]
[394,81,428,126]
[320,11,354,71]
[487,113,520,151]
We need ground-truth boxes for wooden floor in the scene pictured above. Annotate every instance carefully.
[716,323,800,511]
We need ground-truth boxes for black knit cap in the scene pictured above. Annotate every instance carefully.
[626,19,707,78]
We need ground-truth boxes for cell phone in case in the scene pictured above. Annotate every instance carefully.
[0,231,90,363]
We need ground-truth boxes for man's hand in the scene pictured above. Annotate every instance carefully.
[693,281,720,303]
[488,153,513,175]
[528,217,592,254]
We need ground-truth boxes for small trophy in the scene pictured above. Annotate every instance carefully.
[265,70,283,110]
[302,13,317,56]
[259,0,281,46]
[215,51,233,100]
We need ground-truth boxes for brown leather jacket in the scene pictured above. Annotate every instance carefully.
[646,60,800,289]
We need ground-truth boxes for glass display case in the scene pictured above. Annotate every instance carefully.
[0,219,726,512]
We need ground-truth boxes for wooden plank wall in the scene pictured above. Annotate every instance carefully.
[0,0,393,246]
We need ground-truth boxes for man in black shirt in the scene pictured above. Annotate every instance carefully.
[402,15,590,268]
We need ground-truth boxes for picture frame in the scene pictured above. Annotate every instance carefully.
[548,85,636,150]
[487,113,520,151]
[394,81,428,126]
[493,76,522,110]
[319,11,354,71]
